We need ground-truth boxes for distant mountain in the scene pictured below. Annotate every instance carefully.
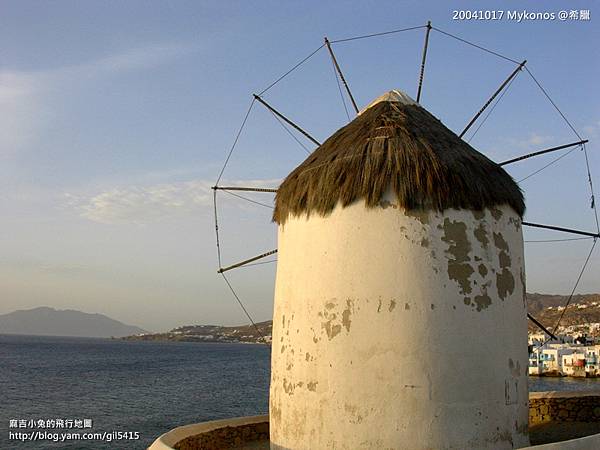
[123,321,272,344]
[0,307,147,338]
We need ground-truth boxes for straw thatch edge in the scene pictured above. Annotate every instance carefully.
[273,101,524,224]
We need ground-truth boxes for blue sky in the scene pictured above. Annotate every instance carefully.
[1,0,598,331]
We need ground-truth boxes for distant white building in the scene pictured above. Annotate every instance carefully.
[529,344,574,376]
[528,333,573,347]
[528,341,600,377]
[528,333,547,347]
[561,352,586,377]
[586,345,600,376]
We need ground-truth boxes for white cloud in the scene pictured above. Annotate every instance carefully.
[524,132,552,147]
[0,71,41,155]
[583,120,600,138]
[0,43,198,156]
[36,43,197,83]
[68,179,280,225]
[500,132,554,155]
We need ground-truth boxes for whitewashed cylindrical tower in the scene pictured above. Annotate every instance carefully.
[270,90,529,449]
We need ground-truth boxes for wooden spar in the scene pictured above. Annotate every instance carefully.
[217,249,278,274]
[522,222,600,238]
[416,21,432,103]
[253,94,321,146]
[499,140,588,166]
[324,37,359,114]
[459,60,526,138]
[212,186,278,193]
[527,313,558,340]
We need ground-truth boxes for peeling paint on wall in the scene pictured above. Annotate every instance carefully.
[474,223,489,248]
[405,208,430,224]
[474,293,492,311]
[442,218,474,295]
[472,210,485,220]
[478,264,488,277]
[490,207,503,221]
[342,299,353,332]
[493,232,510,253]
[497,269,515,300]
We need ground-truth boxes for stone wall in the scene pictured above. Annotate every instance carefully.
[529,391,600,425]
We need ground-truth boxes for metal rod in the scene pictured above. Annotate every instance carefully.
[212,186,278,193]
[499,140,588,166]
[416,21,432,103]
[253,94,320,146]
[459,60,526,138]
[527,313,558,341]
[522,222,600,238]
[217,249,278,274]
[324,37,359,114]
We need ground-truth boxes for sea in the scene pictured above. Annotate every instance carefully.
[2,335,600,450]
[1,335,270,449]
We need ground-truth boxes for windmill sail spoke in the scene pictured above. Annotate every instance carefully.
[253,94,320,146]
[324,37,359,114]
[212,186,278,193]
[217,249,278,274]
[499,140,589,166]
[527,313,558,340]
[522,221,600,238]
[459,60,526,139]
[416,21,432,103]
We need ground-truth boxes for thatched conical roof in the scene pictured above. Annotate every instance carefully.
[273,90,524,224]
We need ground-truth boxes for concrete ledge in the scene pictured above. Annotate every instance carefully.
[149,392,600,449]
[518,431,600,449]
[529,390,600,400]
[147,415,268,450]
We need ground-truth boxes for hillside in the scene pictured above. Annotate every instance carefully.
[527,293,600,335]
[123,321,272,344]
[0,307,147,338]
[120,293,600,344]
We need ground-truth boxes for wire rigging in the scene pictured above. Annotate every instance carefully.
[257,44,325,96]
[215,98,256,186]
[221,189,274,209]
[238,259,278,268]
[431,26,520,65]
[220,272,269,345]
[329,49,351,122]
[582,142,600,234]
[525,237,594,243]
[467,70,520,143]
[213,189,223,269]
[524,67,583,141]
[330,25,427,44]
[551,239,598,334]
[517,145,580,183]
[520,67,597,233]
[534,237,597,349]
[268,109,312,155]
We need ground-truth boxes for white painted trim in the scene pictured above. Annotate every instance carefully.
[518,432,600,449]
[529,390,600,400]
